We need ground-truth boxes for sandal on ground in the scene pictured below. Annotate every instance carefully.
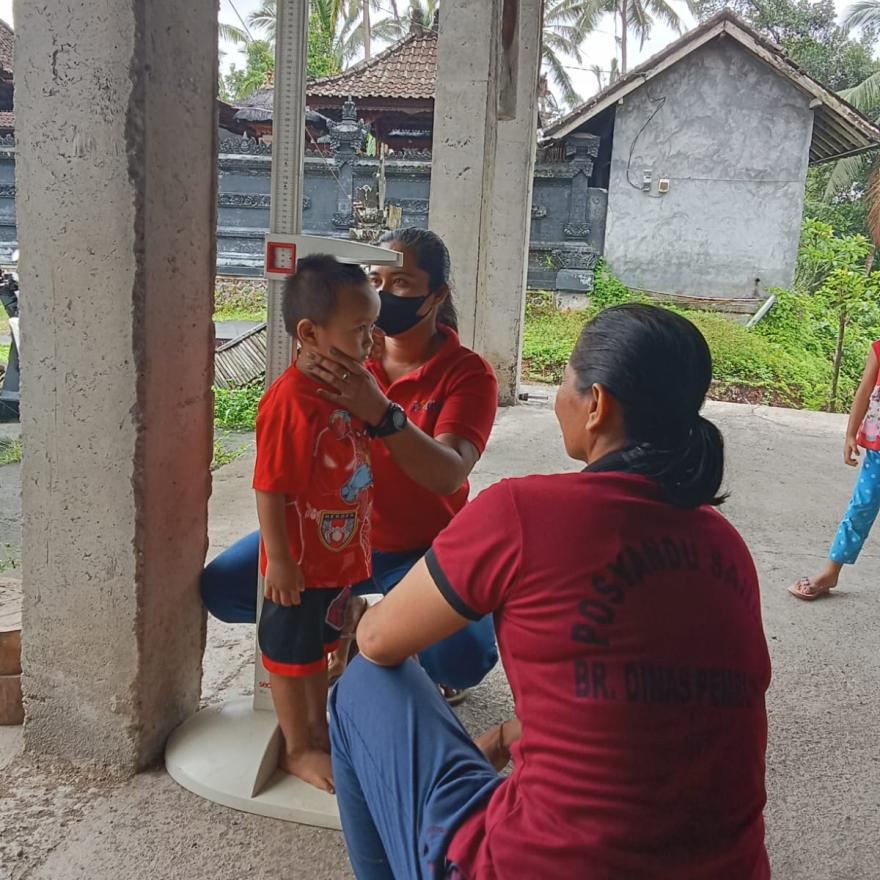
[788,577,833,601]
[328,596,368,685]
[439,685,469,706]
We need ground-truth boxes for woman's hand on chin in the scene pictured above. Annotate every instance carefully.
[310,348,389,427]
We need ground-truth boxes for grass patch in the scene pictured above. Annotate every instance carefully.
[215,277,266,323]
[522,267,859,412]
[0,554,19,574]
[215,383,262,430]
[0,438,21,466]
[211,433,251,471]
[0,343,8,364]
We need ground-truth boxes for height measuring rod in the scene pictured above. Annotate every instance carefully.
[265,0,308,387]
[165,1,400,824]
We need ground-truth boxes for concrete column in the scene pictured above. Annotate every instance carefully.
[429,0,541,404]
[16,0,217,771]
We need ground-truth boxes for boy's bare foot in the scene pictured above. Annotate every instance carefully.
[309,720,331,753]
[280,747,335,794]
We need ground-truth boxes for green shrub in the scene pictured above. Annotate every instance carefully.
[214,382,262,430]
[522,261,869,411]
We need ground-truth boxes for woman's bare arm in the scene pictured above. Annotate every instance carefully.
[356,557,470,665]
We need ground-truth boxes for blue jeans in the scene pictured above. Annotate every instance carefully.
[330,655,502,879]
[830,449,880,565]
[201,531,499,690]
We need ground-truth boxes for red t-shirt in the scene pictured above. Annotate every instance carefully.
[366,327,498,552]
[431,468,771,880]
[252,366,373,588]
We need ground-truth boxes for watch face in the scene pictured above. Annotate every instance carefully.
[391,406,407,430]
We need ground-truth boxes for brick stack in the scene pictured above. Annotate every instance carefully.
[0,577,22,725]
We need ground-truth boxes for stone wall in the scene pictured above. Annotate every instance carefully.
[0,133,608,293]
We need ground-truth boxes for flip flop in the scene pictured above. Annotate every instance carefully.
[788,577,832,601]
[439,685,468,706]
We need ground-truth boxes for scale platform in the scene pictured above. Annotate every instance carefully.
[166,696,341,828]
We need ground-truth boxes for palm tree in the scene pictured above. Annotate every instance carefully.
[605,0,696,74]
[824,0,880,241]
[542,0,605,108]
[249,0,278,42]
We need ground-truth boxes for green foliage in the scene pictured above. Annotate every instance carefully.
[211,433,251,471]
[214,278,267,322]
[694,0,880,89]
[795,219,872,294]
[803,166,871,240]
[221,40,275,101]
[0,343,8,365]
[0,438,21,466]
[308,9,340,79]
[215,384,263,430]
[523,231,880,413]
[590,261,647,309]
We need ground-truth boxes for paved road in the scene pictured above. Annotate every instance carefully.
[2,398,879,879]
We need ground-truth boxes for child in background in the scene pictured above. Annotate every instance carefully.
[790,339,880,600]
[254,255,379,792]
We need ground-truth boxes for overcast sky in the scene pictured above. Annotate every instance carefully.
[0,1,863,105]
[218,0,861,104]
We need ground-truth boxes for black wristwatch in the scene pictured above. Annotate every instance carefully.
[368,402,408,438]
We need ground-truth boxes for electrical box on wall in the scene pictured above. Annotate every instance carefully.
[658,179,670,194]
[642,170,653,191]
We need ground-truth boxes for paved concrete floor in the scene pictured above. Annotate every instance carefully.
[2,396,880,879]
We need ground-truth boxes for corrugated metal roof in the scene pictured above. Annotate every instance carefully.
[542,11,880,166]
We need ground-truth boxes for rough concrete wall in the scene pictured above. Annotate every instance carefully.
[604,40,813,299]
[475,0,542,404]
[16,0,215,771]
[430,0,541,404]
[429,0,497,351]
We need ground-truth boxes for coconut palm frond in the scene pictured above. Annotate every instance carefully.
[543,47,582,109]
[824,153,872,200]
[842,0,880,33]
[646,0,686,33]
[219,22,250,45]
[841,70,880,113]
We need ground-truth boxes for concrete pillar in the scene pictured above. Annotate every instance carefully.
[429,0,542,404]
[16,0,217,771]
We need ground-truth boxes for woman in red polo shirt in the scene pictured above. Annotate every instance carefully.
[201,228,500,699]
[329,304,772,880]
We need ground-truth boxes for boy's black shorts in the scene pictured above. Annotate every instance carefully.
[258,587,350,677]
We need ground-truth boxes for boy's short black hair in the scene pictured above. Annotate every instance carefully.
[282,254,369,336]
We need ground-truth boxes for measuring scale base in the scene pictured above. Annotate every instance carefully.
[165,696,341,828]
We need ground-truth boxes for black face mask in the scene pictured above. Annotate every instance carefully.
[376,290,434,337]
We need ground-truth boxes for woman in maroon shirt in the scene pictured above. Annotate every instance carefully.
[329,304,771,879]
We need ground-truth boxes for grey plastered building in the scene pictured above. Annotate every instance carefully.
[542,11,880,302]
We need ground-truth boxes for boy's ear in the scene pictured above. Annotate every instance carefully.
[296,318,319,348]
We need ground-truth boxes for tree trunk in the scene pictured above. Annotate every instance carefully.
[620,2,628,75]
[389,0,400,23]
[363,0,372,60]
[830,310,848,412]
